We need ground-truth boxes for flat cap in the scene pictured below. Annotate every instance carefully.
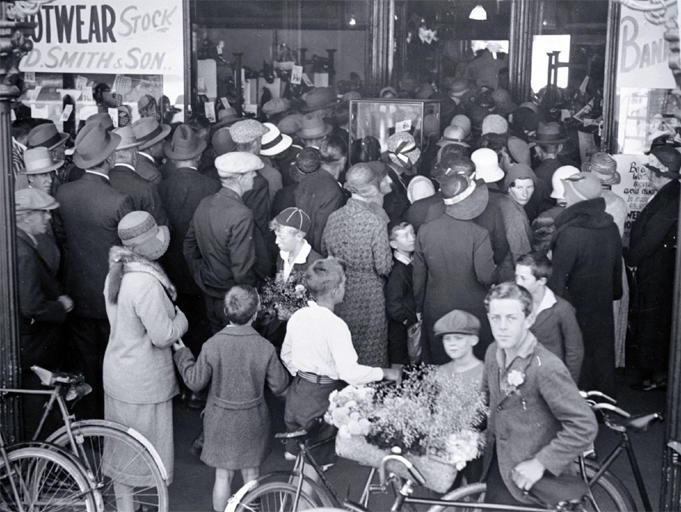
[434,309,481,337]
[215,152,264,178]
[229,119,269,144]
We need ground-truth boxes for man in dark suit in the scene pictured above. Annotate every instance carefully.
[109,125,168,227]
[132,117,169,184]
[158,124,218,358]
[184,152,259,334]
[15,188,73,438]
[55,122,134,419]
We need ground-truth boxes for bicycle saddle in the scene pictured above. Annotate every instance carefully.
[622,412,663,433]
[31,366,85,387]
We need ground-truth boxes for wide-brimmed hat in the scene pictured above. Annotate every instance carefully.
[302,88,337,112]
[262,98,290,115]
[441,174,489,220]
[387,132,421,169]
[586,152,621,186]
[275,207,311,233]
[551,166,580,200]
[22,147,63,175]
[215,152,264,178]
[214,107,241,129]
[437,125,470,148]
[132,118,171,150]
[645,145,681,179]
[260,122,292,156]
[85,112,114,132]
[448,79,471,97]
[212,127,236,156]
[118,210,169,261]
[471,148,504,183]
[296,114,332,140]
[507,136,531,165]
[73,123,121,168]
[113,125,143,151]
[434,309,480,337]
[163,124,207,160]
[230,119,269,144]
[277,113,305,135]
[27,122,69,150]
[15,188,59,212]
[531,122,568,145]
[563,172,602,201]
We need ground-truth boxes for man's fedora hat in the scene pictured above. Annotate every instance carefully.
[27,122,69,150]
[441,173,489,221]
[22,147,63,175]
[260,122,292,157]
[113,125,143,151]
[132,118,171,150]
[85,112,114,132]
[163,124,207,160]
[530,122,568,145]
[296,114,333,140]
[302,88,337,112]
[214,107,241,129]
[15,188,59,212]
[73,123,121,169]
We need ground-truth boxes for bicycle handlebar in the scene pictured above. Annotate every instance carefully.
[580,390,616,404]
[588,402,631,418]
[378,453,426,487]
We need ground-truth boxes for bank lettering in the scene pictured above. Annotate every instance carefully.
[619,15,670,73]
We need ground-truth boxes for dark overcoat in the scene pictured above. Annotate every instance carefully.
[174,325,289,469]
[413,212,496,363]
[548,197,622,396]
[135,153,163,184]
[157,166,220,295]
[109,165,168,227]
[55,172,134,318]
[626,179,680,375]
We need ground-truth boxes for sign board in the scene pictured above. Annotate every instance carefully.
[20,0,184,75]
[612,154,656,245]
[616,4,676,90]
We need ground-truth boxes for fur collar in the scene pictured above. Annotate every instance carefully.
[107,246,177,305]
[553,197,613,231]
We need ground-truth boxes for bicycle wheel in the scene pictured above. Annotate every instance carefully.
[47,424,168,512]
[234,481,321,512]
[582,461,637,512]
[0,446,98,511]
[427,482,486,512]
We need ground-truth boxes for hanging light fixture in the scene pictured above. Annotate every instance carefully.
[469,4,487,21]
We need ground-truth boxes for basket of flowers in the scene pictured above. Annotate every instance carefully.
[259,271,310,321]
[326,365,487,493]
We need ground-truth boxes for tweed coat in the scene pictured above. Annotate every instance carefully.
[109,164,168,227]
[184,187,257,299]
[548,198,622,396]
[174,325,289,469]
[157,167,220,295]
[16,228,67,369]
[55,172,134,318]
[414,212,497,363]
[482,338,598,504]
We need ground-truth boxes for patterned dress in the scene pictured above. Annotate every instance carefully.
[322,198,393,367]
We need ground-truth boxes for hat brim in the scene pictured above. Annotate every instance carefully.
[48,132,70,149]
[213,116,241,129]
[22,159,64,175]
[594,172,621,186]
[260,134,292,157]
[128,225,170,261]
[437,139,470,148]
[530,135,568,145]
[73,132,121,169]
[139,124,171,150]
[296,124,333,139]
[117,140,144,151]
[301,102,336,113]
[479,166,505,183]
[445,180,489,220]
[163,139,207,160]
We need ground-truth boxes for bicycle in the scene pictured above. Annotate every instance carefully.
[0,426,99,511]
[226,391,661,512]
[0,366,169,511]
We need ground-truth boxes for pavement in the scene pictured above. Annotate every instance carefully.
[168,375,668,511]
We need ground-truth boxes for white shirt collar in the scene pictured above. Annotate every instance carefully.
[116,163,136,172]
[85,170,110,181]
[393,250,412,266]
[280,240,312,281]
[534,287,557,317]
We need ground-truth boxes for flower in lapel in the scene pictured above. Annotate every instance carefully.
[500,369,526,397]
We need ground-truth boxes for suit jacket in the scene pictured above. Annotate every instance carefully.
[243,172,275,278]
[16,229,67,369]
[135,153,163,184]
[294,170,345,255]
[184,187,257,299]
[482,338,598,504]
[157,166,220,295]
[109,164,168,226]
[383,167,412,223]
[55,172,134,318]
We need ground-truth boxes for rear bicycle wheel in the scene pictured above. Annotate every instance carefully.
[582,461,637,512]
[234,482,320,512]
[47,424,168,511]
[0,446,98,511]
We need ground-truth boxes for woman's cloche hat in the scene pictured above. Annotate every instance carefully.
[117,210,170,261]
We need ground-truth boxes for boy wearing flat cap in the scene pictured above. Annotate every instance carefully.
[435,309,483,387]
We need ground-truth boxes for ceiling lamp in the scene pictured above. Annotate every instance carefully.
[469,5,487,21]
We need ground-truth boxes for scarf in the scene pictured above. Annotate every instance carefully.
[107,246,177,305]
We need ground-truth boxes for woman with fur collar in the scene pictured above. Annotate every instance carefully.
[103,211,188,508]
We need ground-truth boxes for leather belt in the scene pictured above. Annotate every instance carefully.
[298,371,338,385]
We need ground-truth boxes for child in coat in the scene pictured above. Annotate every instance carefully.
[173,285,289,512]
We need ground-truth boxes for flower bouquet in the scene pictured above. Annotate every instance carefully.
[325,365,488,493]
[259,271,309,321]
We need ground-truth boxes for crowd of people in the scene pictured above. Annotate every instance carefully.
[13,72,679,510]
